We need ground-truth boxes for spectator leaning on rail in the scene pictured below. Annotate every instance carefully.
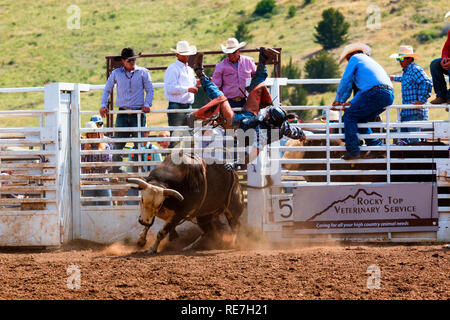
[81,121,113,206]
[332,43,394,160]
[389,46,432,145]
[212,38,257,109]
[429,14,450,108]
[99,47,154,172]
[164,41,198,147]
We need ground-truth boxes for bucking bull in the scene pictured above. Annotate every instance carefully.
[127,152,244,254]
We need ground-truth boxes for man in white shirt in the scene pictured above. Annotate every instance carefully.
[164,41,198,146]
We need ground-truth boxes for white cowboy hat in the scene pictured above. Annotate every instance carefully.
[170,41,197,56]
[445,11,450,19]
[220,38,246,54]
[85,121,98,129]
[82,121,99,138]
[339,43,372,64]
[314,110,340,122]
[389,45,421,59]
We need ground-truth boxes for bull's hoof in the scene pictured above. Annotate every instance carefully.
[137,238,147,247]
[146,245,158,254]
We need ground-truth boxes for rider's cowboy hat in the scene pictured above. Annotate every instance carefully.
[221,38,246,54]
[339,43,372,64]
[389,45,421,60]
[170,41,197,56]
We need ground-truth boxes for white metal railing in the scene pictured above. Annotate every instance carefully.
[1,79,449,244]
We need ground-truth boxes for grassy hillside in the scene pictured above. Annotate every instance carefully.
[0,0,449,128]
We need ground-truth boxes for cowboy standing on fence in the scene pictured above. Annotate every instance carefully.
[332,43,394,160]
[212,38,256,109]
[389,46,432,145]
[164,41,198,147]
[99,47,154,171]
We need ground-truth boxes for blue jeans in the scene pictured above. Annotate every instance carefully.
[233,108,255,123]
[430,58,450,100]
[228,99,246,109]
[400,113,427,144]
[342,88,394,155]
[247,63,268,92]
[113,112,146,163]
[168,102,191,127]
[200,77,225,100]
[83,189,112,206]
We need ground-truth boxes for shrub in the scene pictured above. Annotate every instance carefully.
[287,5,296,18]
[253,0,277,17]
[235,21,253,43]
[314,8,349,50]
[415,27,441,43]
[304,51,340,93]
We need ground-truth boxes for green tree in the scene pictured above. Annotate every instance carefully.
[253,0,277,17]
[314,8,349,50]
[235,21,253,43]
[304,51,340,93]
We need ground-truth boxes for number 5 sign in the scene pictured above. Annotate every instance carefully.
[273,196,294,222]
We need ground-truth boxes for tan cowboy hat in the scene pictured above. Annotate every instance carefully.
[339,43,372,64]
[170,41,197,56]
[221,38,246,54]
[389,45,421,59]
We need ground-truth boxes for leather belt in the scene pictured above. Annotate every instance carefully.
[370,85,393,91]
[229,97,246,102]
[119,107,138,110]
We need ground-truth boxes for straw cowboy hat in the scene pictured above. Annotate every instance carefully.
[339,43,372,64]
[170,41,197,56]
[389,45,421,60]
[221,38,246,54]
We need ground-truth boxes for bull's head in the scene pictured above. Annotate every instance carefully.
[127,178,184,227]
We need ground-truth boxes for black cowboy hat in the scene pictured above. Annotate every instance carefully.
[120,47,141,60]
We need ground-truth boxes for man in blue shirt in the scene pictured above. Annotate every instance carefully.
[389,46,432,144]
[99,47,154,170]
[332,43,394,160]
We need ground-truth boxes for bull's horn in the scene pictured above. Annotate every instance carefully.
[127,178,148,190]
[163,189,184,202]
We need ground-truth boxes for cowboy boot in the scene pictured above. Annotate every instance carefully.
[193,52,205,78]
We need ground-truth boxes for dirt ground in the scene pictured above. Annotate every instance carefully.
[0,231,449,300]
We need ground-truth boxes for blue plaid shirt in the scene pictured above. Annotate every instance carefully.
[393,62,432,119]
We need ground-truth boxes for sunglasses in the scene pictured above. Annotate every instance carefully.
[125,58,136,63]
[396,57,411,62]
[96,122,104,127]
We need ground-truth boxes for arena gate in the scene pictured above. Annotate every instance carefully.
[0,78,449,246]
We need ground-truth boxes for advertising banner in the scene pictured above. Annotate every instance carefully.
[292,183,438,234]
